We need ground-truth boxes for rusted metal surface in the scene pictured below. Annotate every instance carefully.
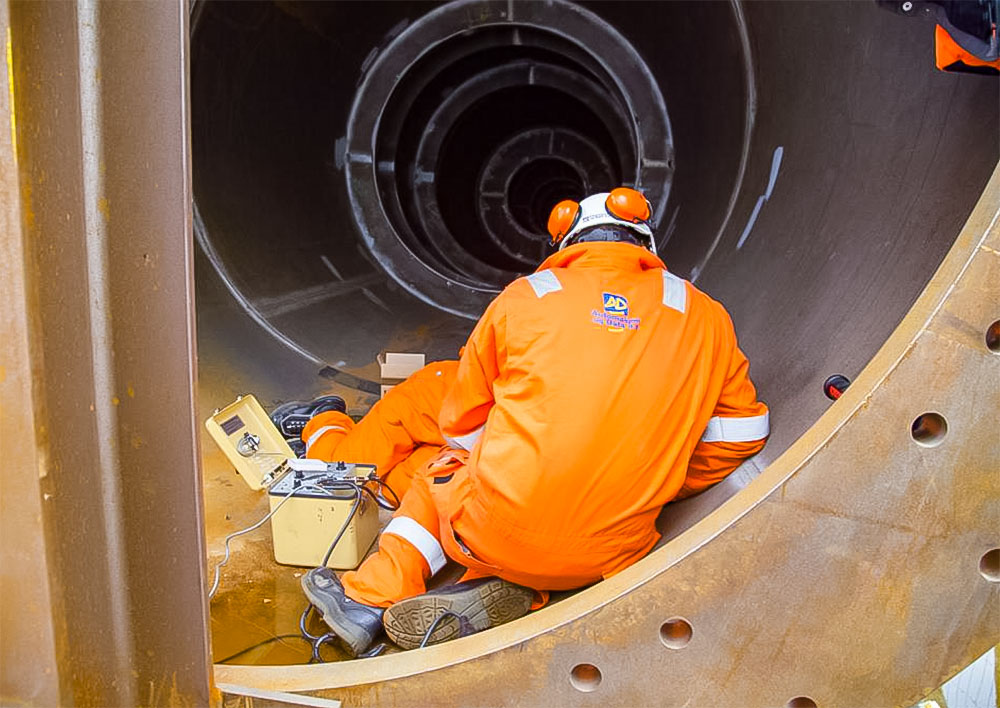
[3,0,211,705]
[0,2,60,704]
[216,165,999,705]
[3,0,997,704]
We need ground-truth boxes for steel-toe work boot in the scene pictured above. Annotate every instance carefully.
[383,577,533,650]
[301,567,383,656]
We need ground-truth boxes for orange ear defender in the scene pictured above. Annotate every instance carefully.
[547,199,581,245]
[605,187,651,224]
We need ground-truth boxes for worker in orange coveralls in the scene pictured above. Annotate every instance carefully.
[932,0,999,74]
[878,0,999,74]
[270,360,458,500]
[299,187,770,656]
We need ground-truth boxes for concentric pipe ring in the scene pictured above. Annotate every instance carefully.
[345,0,673,318]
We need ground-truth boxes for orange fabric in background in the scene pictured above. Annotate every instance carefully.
[301,361,458,498]
[935,24,1000,73]
[343,241,768,607]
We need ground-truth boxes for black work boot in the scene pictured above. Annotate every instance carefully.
[382,577,534,650]
[301,567,384,657]
[270,395,346,441]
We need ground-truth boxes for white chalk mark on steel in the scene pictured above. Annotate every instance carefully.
[76,0,136,692]
[321,255,391,313]
[765,145,783,199]
[252,275,384,318]
[736,145,783,250]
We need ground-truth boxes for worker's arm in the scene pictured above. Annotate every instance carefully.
[676,325,769,500]
[438,295,507,451]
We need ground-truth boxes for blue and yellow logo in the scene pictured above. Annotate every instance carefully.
[603,293,629,316]
[592,292,640,332]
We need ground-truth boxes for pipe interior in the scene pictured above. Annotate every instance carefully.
[192,0,999,665]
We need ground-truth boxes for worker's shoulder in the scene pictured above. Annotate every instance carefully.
[501,269,566,300]
[683,279,736,324]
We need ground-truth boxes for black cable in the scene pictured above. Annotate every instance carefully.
[375,477,400,510]
[360,643,387,658]
[214,634,308,664]
[296,475,400,662]
[361,484,398,512]
[310,633,339,663]
[418,610,468,648]
[321,483,362,566]
[299,603,324,642]
[295,481,363,659]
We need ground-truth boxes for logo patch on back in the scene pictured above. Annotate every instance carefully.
[592,292,640,332]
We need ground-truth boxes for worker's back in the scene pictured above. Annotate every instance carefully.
[440,241,767,589]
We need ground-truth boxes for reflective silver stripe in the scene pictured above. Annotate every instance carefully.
[526,270,562,298]
[662,270,688,313]
[443,425,483,451]
[700,412,770,443]
[383,516,446,574]
[304,425,346,454]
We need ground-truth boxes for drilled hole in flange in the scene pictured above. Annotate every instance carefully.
[570,663,602,692]
[910,412,948,447]
[986,320,1000,353]
[786,697,818,708]
[980,548,1000,582]
[659,617,693,649]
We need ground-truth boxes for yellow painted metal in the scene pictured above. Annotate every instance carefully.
[267,485,379,571]
[205,395,296,491]
[215,163,1000,706]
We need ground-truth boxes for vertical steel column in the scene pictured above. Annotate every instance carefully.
[3,1,210,705]
[0,1,60,704]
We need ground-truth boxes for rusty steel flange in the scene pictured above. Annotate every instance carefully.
[216,166,1000,706]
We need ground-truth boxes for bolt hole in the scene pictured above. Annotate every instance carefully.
[910,412,947,447]
[986,320,1000,353]
[786,697,818,708]
[570,663,602,693]
[659,617,693,649]
[901,1,914,12]
[980,548,1000,582]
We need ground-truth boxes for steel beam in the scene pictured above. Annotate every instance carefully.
[2,1,211,705]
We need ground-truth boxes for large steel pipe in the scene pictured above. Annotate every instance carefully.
[193,1,999,704]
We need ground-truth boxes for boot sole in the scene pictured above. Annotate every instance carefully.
[301,572,375,657]
[383,579,533,650]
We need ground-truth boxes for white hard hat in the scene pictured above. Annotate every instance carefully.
[547,187,654,252]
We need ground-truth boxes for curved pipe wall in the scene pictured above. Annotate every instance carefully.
[194,0,999,703]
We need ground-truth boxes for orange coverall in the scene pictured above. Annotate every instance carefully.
[341,242,769,607]
[935,24,1000,74]
[301,361,458,499]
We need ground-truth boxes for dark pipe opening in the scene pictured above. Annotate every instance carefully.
[507,158,586,236]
